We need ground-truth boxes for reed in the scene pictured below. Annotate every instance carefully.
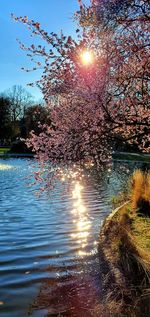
[131,170,150,215]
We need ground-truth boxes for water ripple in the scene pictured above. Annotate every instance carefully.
[0,158,140,317]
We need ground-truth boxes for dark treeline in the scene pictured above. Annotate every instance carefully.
[0,85,49,149]
[0,84,145,154]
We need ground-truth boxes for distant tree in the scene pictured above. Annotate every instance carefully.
[20,104,49,138]
[0,96,12,144]
[6,85,33,122]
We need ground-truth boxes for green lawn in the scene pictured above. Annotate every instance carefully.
[0,147,10,154]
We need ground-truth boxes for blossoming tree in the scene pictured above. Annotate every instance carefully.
[13,0,150,183]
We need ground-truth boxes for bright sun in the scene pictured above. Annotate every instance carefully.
[81,51,93,65]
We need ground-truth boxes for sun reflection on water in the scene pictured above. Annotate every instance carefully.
[71,181,92,256]
[0,164,13,170]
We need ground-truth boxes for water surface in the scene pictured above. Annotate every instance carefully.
[0,158,141,317]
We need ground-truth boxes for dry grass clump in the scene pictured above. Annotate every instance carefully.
[118,208,150,316]
[119,212,150,283]
[131,170,150,215]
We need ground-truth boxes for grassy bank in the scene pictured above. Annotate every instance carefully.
[0,147,10,154]
[96,170,150,317]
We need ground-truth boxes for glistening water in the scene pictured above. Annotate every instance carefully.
[0,158,145,317]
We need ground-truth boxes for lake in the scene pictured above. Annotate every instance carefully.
[0,158,146,317]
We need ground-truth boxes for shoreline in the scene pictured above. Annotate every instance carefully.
[0,151,150,162]
[0,153,34,158]
[97,201,150,317]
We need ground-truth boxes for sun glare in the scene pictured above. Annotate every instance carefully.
[81,50,93,65]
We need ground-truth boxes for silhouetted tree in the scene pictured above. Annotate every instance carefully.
[6,85,33,122]
[0,96,12,144]
[20,104,49,138]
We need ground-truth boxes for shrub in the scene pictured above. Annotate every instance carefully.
[10,140,33,154]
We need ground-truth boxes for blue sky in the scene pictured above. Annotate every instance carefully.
[0,0,90,101]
